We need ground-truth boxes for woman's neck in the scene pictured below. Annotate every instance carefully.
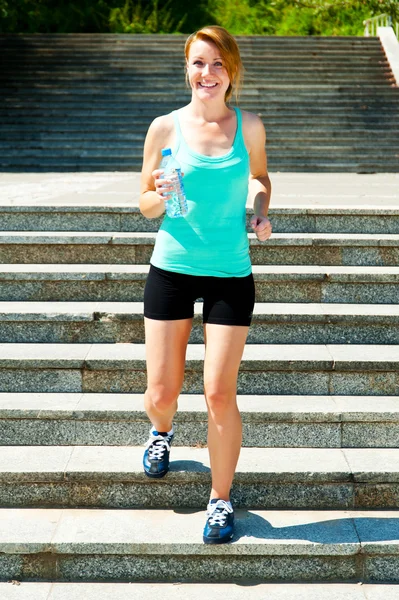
[184,99,233,123]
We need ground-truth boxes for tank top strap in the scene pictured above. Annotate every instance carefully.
[232,106,246,153]
[171,109,182,156]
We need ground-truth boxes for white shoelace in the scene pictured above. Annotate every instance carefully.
[206,500,233,527]
[146,435,172,461]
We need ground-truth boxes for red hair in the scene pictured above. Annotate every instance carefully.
[184,25,244,103]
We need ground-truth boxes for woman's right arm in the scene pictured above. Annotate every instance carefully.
[139,116,171,219]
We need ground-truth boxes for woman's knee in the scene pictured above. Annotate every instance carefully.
[205,386,236,416]
[145,384,180,412]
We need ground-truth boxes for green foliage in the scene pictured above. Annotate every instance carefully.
[0,0,113,33]
[1,0,398,35]
[109,0,187,34]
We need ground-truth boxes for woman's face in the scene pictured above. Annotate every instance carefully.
[186,39,230,100]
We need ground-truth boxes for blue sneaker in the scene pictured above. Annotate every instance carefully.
[143,429,174,478]
[203,498,234,544]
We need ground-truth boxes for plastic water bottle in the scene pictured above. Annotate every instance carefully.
[160,148,188,218]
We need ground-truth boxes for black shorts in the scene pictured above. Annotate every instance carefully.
[144,264,255,326]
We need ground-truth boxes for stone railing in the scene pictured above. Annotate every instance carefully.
[364,14,399,38]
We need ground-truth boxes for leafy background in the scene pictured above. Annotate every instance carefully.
[1,0,398,34]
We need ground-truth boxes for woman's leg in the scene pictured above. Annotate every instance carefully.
[144,316,193,432]
[203,323,249,501]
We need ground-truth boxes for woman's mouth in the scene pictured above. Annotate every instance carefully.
[198,82,218,89]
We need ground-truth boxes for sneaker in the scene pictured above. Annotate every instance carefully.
[143,429,174,478]
[203,498,234,544]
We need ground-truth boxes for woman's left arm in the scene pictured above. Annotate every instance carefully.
[246,114,272,242]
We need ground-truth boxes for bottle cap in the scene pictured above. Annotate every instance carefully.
[161,148,172,157]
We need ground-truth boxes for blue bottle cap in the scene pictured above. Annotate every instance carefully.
[161,148,172,157]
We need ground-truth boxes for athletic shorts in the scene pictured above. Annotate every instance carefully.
[144,264,255,326]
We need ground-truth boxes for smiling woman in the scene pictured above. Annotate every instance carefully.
[139,24,272,547]
[184,25,244,103]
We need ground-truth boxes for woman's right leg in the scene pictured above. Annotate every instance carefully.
[144,316,193,432]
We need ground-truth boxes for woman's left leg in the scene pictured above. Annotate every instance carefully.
[203,323,249,501]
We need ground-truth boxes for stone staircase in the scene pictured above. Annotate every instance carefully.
[1,194,399,589]
[1,34,399,172]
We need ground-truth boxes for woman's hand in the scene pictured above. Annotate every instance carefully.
[152,169,185,203]
[152,169,174,203]
[250,214,272,241]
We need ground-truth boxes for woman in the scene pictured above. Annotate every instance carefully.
[139,25,272,544]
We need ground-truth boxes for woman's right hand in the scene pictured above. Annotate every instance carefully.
[152,169,175,203]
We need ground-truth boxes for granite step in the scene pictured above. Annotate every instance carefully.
[0,342,397,395]
[0,507,398,582]
[1,583,398,600]
[1,392,398,448]
[2,445,399,509]
[0,301,398,345]
[0,206,398,235]
[0,232,398,266]
[0,264,398,303]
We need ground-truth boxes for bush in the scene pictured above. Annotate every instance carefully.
[1,0,398,35]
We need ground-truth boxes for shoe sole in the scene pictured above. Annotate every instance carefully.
[143,468,169,479]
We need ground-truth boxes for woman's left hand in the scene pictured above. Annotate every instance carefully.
[250,215,272,241]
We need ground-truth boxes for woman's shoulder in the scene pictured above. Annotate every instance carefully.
[148,112,175,139]
[238,108,266,133]
[237,108,266,154]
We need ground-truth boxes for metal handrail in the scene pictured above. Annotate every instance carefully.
[364,13,399,38]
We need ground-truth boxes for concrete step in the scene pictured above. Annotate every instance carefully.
[0,392,399,449]
[1,130,396,145]
[4,105,394,117]
[3,127,398,140]
[4,87,396,99]
[1,41,382,51]
[1,152,397,168]
[0,301,397,345]
[2,445,399,509]
[3,76,391,87]
[0,148,399,161]
[3,135,399,149]
[0,232,398,266]
[1,583,398,600]
[2,61,390,71]
[3,104,398,116]
[3,108,397,119]
[0,206,399,234]
[2,141,399,153]
[3,163,398,174]
[0,264,398,303]
[0,32,380,41]
[5,89,393,102]
[0,342,397,395]
[2,72,390,83]
[0,37,382,45]
[0,507,398,582]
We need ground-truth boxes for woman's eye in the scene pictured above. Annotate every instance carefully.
[194,61,202,65]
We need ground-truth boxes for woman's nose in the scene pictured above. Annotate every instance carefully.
[202,63,211,75]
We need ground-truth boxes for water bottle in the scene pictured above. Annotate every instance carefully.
[160,148,188,218]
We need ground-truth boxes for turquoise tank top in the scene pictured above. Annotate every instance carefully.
[150,106,252,278]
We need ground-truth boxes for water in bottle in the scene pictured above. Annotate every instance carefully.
[160,148,188,218]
